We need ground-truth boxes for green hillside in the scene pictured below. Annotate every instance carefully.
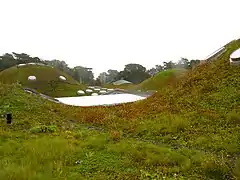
[103,69,187,91]
[0,39,240,179]
[0,64,85,97]
[134,68,187,91]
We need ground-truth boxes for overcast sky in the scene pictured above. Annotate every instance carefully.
[0,0,239,77]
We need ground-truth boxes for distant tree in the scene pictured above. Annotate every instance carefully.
[45,60,69,72]
[177,58,190,69]
[97,69,119,84]
[44,59,76,79]
[147,68,157,76]
[116,71,125,81]
[0,52,43,71]
[147,65,164,76]
[107,69,119,83]
[98,72,108,84]
[1,53,14,60]
[176,58,201,69]
[116,63,150,84]
[189,59,201,69]
[0,53,16,70]
[12,52,30,63]
[73,66,94,84]
[155,65,164,72]
[93,77,101,86]
[31,57,41,63]
[163,61,176,70]
[12,52,42,64]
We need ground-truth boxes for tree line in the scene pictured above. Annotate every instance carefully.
[0,52,201,85]
[97,58,201,84]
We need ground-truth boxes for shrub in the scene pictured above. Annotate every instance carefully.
[109,130,122,141]
[108,140,190,173]
[227,111,240,125]
[30,125,57,133]
[135,115,189,137]
[202,156,229,179]
[233,158,240,179]
[84,134,109,150]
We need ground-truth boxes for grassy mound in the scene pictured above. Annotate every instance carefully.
[0,65,85,97]
[134,68,187,91]
[104,69,187,91]
[0,39,240,179]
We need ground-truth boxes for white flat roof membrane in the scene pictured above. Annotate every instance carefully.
[56,93,146,107]
[230,48,240,59]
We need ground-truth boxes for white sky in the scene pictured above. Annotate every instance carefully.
[0,0,239,77]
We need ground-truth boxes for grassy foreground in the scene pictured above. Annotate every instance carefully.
[0,65,85,97]
[0,39,240,179]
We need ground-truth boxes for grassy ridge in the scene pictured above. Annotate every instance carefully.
[0,65,85,97]
[134,69,187,91]
[104,69,187,91]
[103,69,186,91]
[0,39,240,179]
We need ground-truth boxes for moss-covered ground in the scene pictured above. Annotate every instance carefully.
[0,39,240,179]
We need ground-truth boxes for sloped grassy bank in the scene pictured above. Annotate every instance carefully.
[0,39,240,179]
[0,65,85,97]
[133,68,187,91]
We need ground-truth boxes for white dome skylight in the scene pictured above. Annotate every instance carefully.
[28,76,36,81]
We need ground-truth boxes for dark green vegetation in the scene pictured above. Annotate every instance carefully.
[0,65,85,97]
[0,39,240,179]
[97,59,200,85]
[97,64,151,85]
[116,64,151,84]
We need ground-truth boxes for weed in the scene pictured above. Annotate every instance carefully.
[227,111,240,125]
[30,125,57,133]
[109,130,122,141]
[233,158,240,179]
[202,156,230,180]
[135,115,188,137]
